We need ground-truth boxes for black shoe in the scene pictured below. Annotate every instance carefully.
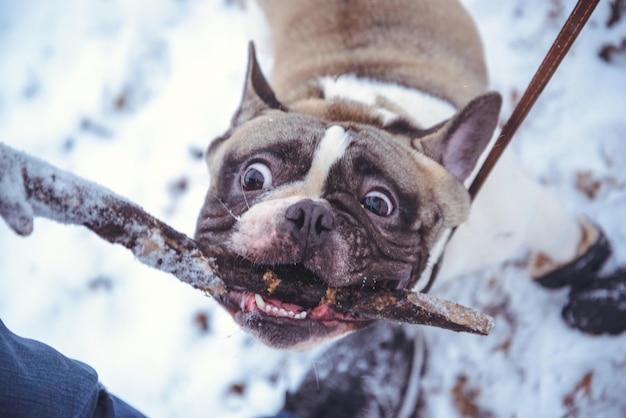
[562,268,626,335]
[280,323,425,418]
[534,221,612,289]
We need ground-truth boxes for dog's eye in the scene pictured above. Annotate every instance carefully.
[242,162,272,191]
[360,190,394,216]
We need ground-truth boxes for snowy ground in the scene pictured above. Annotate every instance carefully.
[1,0,625,417]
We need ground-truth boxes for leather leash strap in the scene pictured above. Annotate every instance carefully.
[468,0,600,200]
[421,0,600,293]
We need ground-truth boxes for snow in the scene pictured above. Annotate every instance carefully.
[1,0,625,417]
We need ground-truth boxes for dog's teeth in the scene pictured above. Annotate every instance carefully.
[254,293,266,309]
[253,294,306,319]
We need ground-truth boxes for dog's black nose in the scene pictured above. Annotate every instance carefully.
[285,199,334,247]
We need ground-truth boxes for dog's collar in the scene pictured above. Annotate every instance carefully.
[414,227,451,293]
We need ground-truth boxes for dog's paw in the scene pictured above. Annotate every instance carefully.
[533,220,611,289]
[562,269,626,335]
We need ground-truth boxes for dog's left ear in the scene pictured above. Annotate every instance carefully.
[230,42,286,127]
[415,92,502,182]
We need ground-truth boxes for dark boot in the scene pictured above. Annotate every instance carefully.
[533,220,611,289]
[529,220,626,335]
[563,268,626,335]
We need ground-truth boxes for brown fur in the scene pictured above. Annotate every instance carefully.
[258,0,488,107]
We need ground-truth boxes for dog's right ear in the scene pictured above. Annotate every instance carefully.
[414,92,502,183]
[230,42,286,127]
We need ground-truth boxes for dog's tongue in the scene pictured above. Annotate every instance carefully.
[309,304,340,321]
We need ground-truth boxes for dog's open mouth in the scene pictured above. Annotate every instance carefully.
[212,262,374,348]
[217,289,360,323]
[215,289,372,349]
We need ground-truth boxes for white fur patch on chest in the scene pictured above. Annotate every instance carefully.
[303,125,351,197]
[320,75,456,128]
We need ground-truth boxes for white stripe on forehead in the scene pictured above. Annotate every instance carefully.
[303,125,351,197]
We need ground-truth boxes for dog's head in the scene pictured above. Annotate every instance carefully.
[195,45,501,349]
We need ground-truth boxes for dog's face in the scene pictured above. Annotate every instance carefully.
[195,46,501,349]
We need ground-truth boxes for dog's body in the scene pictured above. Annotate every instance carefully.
[254,0,487,110]
[195,0,593,349]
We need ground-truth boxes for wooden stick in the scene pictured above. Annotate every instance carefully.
[0,143,493,335]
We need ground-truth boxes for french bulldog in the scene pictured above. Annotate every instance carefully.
[194,0,609,349]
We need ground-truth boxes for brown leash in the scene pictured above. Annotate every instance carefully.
[421,0,601,293]
[468,0,600,200]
